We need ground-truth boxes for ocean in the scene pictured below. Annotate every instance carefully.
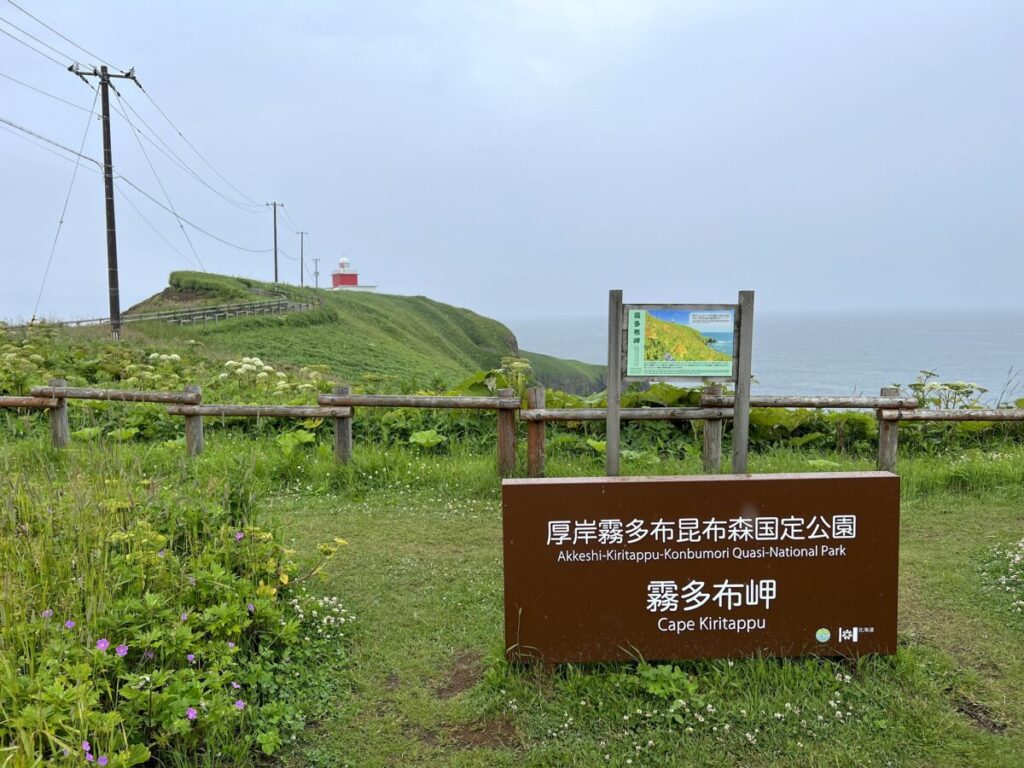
[502,311,1024,404]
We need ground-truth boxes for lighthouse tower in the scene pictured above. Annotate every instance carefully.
[331,258,358,288]
[330,257,377,291]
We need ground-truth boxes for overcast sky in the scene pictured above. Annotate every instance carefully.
[1,0,1021,324]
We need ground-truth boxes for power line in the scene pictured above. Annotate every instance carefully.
[0,24,69,67]
[113,92,264,213]
[0,15,78,64]
[115,89,205,271]
[137,85,263,207]
[4,0,120,70]
[0,119,99,168]
[280,205,302,233]
[0,69,96,113]
[31,87,99,322]
[114,181,200,270]
[0,113,273,253]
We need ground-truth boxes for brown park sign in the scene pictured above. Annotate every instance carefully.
[502,472,899,663]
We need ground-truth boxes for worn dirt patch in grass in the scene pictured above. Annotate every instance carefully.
[435,650,483,699]
[954,694,1008,734]
[448,718,519,750]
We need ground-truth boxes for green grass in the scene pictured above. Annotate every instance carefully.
[2,431,1022,766]
[116,272,604,393]
[519,350,605,395]
[225,442,1020,768]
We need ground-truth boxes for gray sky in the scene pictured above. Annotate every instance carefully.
[1,0,1021,324]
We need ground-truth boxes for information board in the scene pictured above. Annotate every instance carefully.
[625,306,737,379]
[503,472,899,663]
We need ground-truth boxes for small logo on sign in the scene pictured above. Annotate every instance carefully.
[815,628,831,643]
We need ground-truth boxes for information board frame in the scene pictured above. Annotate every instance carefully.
[606,290,754,476]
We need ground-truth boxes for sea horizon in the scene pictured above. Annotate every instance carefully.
[501,309,1024,404]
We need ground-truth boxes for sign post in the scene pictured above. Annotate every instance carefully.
[503,472,900,663]
[605,290,754,475]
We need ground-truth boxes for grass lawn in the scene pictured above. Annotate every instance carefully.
[267,449,1024,767]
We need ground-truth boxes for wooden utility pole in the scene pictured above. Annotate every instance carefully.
[266,202,283,282]
[298,231,307,287]
[69,64,140,340]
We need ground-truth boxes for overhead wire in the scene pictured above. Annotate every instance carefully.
[0,69,96,113]
[112,92,264,213]
[0,119,100,169]
[4,0,120,70]
[0,14,78,65]
[0,24,70,67]
[114,182,198,270]
[0,113,273,253]
[115,88,206,271]
[30,87,99,322]
[137,85,264,208]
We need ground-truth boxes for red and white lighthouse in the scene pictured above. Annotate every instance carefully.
[330,258,376,291]
[331,258,358,288]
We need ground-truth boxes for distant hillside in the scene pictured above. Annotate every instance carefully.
[127,272,604,393]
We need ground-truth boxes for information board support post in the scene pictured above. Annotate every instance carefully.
[731,290,754,473]
[606,289,623,476]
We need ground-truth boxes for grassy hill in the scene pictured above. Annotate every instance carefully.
[128,272,604,392]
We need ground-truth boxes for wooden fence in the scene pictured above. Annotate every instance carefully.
[3,297,324,332]
[2,380,1024,478]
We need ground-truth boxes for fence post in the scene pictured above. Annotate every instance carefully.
[877,386,899,472]
[48,377,69,449]
[497,387,517,478]
[183,384,204,457]
[333,385,352,464]
[526,386,546,478]
[702,384,723,473]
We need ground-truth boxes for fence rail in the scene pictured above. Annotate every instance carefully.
[701,395,921,410]
[318,393,520,410]
[2,380,1022,478]
[4,297,324,332]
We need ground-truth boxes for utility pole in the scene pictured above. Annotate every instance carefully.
[298,231,308,287]
[266,202,283,283]
[69,64,139,339]
[313,257,320,289]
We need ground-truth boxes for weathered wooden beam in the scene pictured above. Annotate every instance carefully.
[167,404,353,418]
[497,388,518,478]
[31,386,202,404]
[731,290,755,474]
[48,378,69,448]
[317,394,518,410]
[701,394,920,409]
[879,409,1024,422]
[333,385,352,464]
[0,396,58,410]
[519,407,734,422]
[876,387,899,472]
[606,289,623,477]
[702,384,724,474]
[526,386,546,478]
[183,384,204,457]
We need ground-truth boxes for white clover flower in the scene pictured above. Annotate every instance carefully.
[169,353,181,362]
